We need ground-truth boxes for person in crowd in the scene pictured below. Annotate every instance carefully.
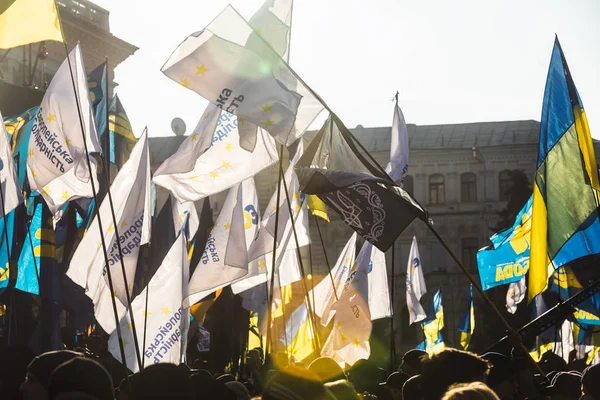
[348,359,380,396]
[441,382,500,400]
[0,344,35,400]
[481,353,516,400]
[384,372,409,400]
[226,381,252,400]
[324,380,361,400]
[544,371,582,400]
[420,349,490,400]
[308,357,347,383]
[47,357,113,400]
[261,366,335,400]
[402,375,423,400]
[130,363,190,400]
[21,350,81,400]
[581,364,600,400]
[399,350,429,377]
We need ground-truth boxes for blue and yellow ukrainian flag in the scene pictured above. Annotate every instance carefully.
[458,284,475,350]
[88,62,108,136]
[417,288,445,355]
[280,301,316,362]
[528,37,600,302]
[15,198,56,295]
[109,95,137,169]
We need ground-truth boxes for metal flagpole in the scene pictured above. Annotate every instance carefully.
[266,146,285,355]
[390,244,396,370]
[104,58,110,185]
[280,168,321,353]
[313,216,338,301]
[56,36,128,370]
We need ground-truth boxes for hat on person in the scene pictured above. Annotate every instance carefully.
[48,357,114,400]
[27,350,82,389]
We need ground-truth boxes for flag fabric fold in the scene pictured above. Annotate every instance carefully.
[406,236,427,325]
[367,242,391,320]
[458,285,475,350]
[0,111,23,215]
[27,44,101,215]
[66,130,151,333]
[416,288,445,355]
[529,38,600,302]
[109,231,190,372]
[385,101,409,185]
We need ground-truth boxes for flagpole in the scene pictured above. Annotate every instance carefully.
[266,146,285,355]
[280,167,321,354]
[104,57,110,184]
[56,35,128,370]
[313,216,338,302]
[390,243,396,370]
[426,222,549,382]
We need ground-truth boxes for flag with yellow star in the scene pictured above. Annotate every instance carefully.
[321,239,373,366]
[26,44,101,215]
[310,233,357,322]
[67,131,151,333]
[0,111,23,214]
[109,231,190,372]
[186,178,259,306]
[161,5,323,147]
[153,113,278,202]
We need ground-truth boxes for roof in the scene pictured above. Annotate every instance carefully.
[349,120,541,152]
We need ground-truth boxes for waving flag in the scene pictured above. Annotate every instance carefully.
[367,243,391,320]
[0,0,64,49]
[108,95,137,169]
[67,131,151,333]
[385,101,409,186]
[406,236,427,324]
[27,44,101,215]
[458,285,475,350]
[161,5,322,147]
[0,111,23,214]
[416,288,445,355]
[4,106,38,187]
[185,178,259,306]
[280,301,316,362]
[0,209,14,293]
[529,38,600,302]
[109,231,190,372]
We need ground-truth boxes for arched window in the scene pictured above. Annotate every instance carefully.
[429,174,445,204]
[499,170,513,201]
[403,175,414,195]
[461,173,477,202]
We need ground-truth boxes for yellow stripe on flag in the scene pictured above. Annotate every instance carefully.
[0,0,64,49]
[307,195,329,222]
[528,184,551,302]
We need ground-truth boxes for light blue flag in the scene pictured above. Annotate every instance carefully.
[0,209,15,293]
[477,197,532,290]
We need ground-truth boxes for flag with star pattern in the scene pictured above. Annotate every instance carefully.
[67,130,151,334]
[0,110,23,215]
[108,230,190,372]
[161,5,322,147]
[26,44,101,216]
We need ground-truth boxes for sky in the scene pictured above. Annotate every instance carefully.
[92,0,600,139]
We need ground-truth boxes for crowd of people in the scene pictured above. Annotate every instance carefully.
[0,343,598,400]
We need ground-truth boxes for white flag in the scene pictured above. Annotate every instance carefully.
[321,239,372,366]
[385,102,409,186]
[311,233,357,324]
[67,130,151,333]
[153,112,278,203]
[186,178,259,306]
[0,111,23,215]
[108,232,190,373]
[161,5,322,147]
[248,0,292,62]
[247,139,309,261]
[505,277,526,314]
[27,44,101,212]
[407,236,427,325]
[172,198,199,240]
[366,242,392,320]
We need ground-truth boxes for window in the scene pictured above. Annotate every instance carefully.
[462,238,479,270]
[403,175,414,195]
[461,173,477,202]
[429,174,445,204]
[499,170,513,201]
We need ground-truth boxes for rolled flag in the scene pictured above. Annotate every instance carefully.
[27,44,101,215]
[0,111,23,215]
[67,130,151,333]
[406,236,427,324]
[109,231,190,372]
[385,101,409,186]
[161,5,322,147]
